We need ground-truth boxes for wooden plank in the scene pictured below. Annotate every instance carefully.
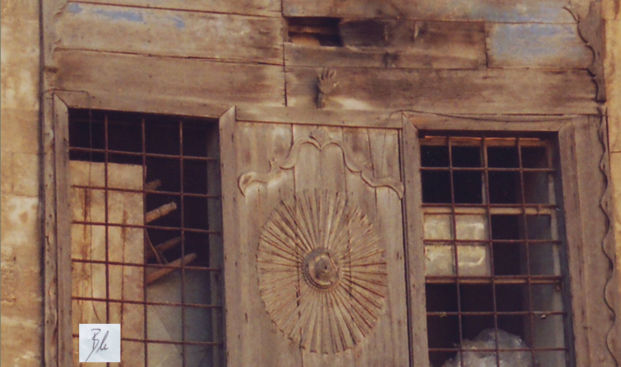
[56,96,73,367]
[487,23,591,69]
[237,105,402,128]
[242,122,300,366]
[55,90,230,120]
[206,122,224,366]
[69,161,145,366]
[299,127,356,366]
[219,108,242,366]
[67,0,280,17]
[44,95,74,367]
[558,117,618,366]
[222,115,301,366]
[365,128,410,366]
[56,50,285,107]
[409,115,568,132]
[342,127,376,215]
[292,125,322,192]
[565,118,601,366]
[58,3,284,64]
[401,122,431,367]
[283,0,575,22]
[285,67,597,114]
[321,127,347,192]
[285,21,485,69]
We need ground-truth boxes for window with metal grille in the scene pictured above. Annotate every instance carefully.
[420,134,570,367]
[68,109,224,366]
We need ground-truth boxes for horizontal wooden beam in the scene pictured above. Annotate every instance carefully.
[486,23,591,69]
[58,3,284,65]
[55,50,286,110]
[285,66,598,115]
[286,21,485,69]
[68,0,280,17]
[283,0,575,23]
[236,105,403,128]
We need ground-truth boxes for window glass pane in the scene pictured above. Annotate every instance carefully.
[422,170,451,203]
[421,145,449,167]
[522,146,549,168]
[454,171,483,203]
[455,214,487,240]
[488,146,519,167]
[424,214,452,239]
[452,146,481,167]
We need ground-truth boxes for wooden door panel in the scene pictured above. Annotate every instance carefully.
[223,120,301,367]
[221,113,409,366]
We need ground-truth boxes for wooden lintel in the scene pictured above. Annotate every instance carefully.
[236,105,402,128]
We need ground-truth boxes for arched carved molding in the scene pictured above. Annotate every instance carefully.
[257,190,388,353]
[565,0,606,102]
[238,127,404,198]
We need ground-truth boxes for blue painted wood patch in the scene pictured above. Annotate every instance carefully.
[284,0,577,22]
[487,24,591,68]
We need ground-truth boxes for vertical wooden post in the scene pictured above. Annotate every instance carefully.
[401,118,431,367]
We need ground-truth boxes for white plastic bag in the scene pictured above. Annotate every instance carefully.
[441,329,533,367]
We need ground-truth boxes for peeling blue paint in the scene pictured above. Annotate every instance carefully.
[93,9,144,23]
[169,16,185,29]
[412,0,575,23]
[469,2,571,22]
[489,24,591,67]
[67,3,82,14]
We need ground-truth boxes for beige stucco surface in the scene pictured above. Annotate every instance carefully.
[1,1,43,366]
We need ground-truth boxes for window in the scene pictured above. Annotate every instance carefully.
[68,109,224,366]
[419,134,570,367]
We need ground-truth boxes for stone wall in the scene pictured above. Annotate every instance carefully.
[0,1,43,366]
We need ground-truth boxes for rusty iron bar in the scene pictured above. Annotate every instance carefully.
[69,145,218,162]
[70,183,221,199]
[71,220,221,235]
[72,296,223,309]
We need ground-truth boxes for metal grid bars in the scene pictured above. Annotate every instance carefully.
[420,135,570,367]
[68,109,224,367]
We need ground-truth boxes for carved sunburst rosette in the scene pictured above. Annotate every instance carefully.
[257,190,388,353]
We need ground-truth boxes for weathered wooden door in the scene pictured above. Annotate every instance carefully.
[220,109,411,366]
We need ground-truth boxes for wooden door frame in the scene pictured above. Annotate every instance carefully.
[43,94,618,366]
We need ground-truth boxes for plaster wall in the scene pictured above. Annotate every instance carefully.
[0,1,43,366]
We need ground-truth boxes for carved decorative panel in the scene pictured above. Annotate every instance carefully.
[238,127,404,198]
[257,190,388,353]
